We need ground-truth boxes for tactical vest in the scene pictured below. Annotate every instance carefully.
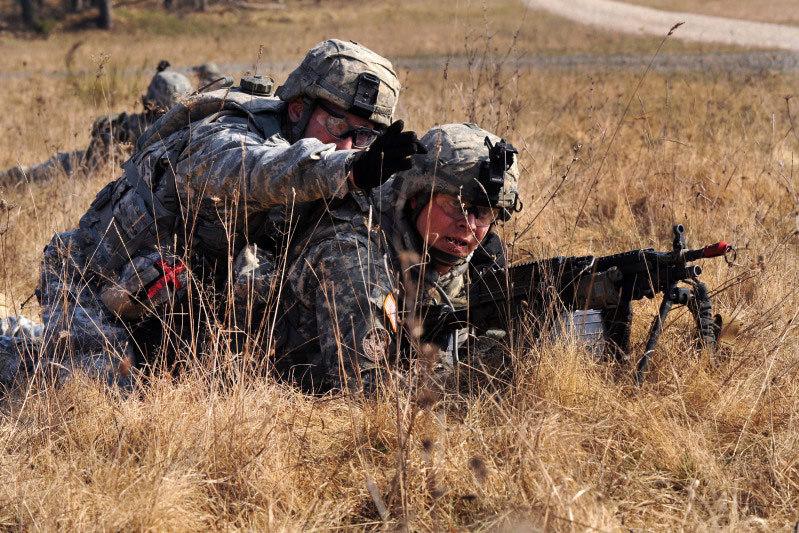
[76,88,286,280]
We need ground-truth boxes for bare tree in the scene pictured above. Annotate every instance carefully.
[18,0,37,28]
[97,0,112,28]
[67,0,86,13]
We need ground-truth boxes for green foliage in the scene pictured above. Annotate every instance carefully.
[35,17,59,35]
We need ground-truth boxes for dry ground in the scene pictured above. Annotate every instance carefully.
[627,0,799,26]
[1,0,798,530]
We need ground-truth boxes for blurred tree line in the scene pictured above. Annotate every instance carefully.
[17,0,115,31]
[8,0,288,33]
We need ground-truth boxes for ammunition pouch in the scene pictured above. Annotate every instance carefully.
[77,155,181,281]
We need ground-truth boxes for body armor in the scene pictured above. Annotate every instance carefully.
[76,87,287,280]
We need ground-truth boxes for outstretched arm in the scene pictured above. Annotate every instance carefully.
[175,117,356,210]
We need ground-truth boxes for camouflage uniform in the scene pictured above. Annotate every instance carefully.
[15,40,402,389]
[0,65,192,186]
[274,123,520,394]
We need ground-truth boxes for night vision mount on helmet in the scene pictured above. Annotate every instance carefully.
[477,136,520,219]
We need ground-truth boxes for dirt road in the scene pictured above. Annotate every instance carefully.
[524,0,799,51]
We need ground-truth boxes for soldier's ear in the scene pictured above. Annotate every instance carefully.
[287,98,305,123]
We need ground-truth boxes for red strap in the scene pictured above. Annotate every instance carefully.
[146,260,187,300]
[702,241,732,258]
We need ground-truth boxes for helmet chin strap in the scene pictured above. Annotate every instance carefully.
[287,97,316,143]
[428,246,463,267]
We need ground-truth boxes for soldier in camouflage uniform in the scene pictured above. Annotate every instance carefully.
[0,39,424,390]
[0,61,192,186]
[274,123,520,395]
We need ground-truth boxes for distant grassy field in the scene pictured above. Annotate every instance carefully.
[0,0,742,73]
[1,0,798,530]
[627,0,799,26]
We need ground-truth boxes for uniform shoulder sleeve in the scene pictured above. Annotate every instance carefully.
[289,230,397,393]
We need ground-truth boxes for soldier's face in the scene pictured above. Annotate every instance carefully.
[414,194,490,259]
[300,101,379,150]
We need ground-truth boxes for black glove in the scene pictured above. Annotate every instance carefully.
[351,120,427,190]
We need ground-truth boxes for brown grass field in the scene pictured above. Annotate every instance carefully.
[1,0,798,530]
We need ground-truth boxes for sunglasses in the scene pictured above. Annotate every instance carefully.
[432,194,498,228]
[316,102,382,149]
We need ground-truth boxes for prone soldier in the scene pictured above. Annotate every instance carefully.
[193,62,231,89]
[0,39,424,390]
[0,61,193,185]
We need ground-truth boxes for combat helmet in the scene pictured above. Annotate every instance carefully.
[275,39,401,139]
[143,62,193,112]
[397,123,521,223]
[193,62,225,87]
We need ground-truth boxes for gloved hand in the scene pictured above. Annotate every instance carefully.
[100,251,187,320]
[351,120,427,190]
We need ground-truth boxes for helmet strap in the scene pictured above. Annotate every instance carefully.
[427,246,463,267]
[406,193,427,228]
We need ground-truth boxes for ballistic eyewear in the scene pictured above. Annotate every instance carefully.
[316,101,382,149]
[433,194,498,228]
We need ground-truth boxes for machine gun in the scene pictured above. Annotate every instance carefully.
[417,224,733,384]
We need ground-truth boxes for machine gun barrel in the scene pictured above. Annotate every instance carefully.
[684,241,733,262]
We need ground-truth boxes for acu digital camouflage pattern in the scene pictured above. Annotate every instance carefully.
[0,230,138,390]
[275,123,522,394]
[106,86,357,266]
[5,42,407,392]
[275,39,400,128]
[37,230,139,388]
[193,62,228,88]
[0,111,152,185]
[143,69,194,111]
[30,80,367,387]
[231,243,277,327]
[275,180,473,394]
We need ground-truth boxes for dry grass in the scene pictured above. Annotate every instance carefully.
[626,0,799,26]
[1,0,799,530]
